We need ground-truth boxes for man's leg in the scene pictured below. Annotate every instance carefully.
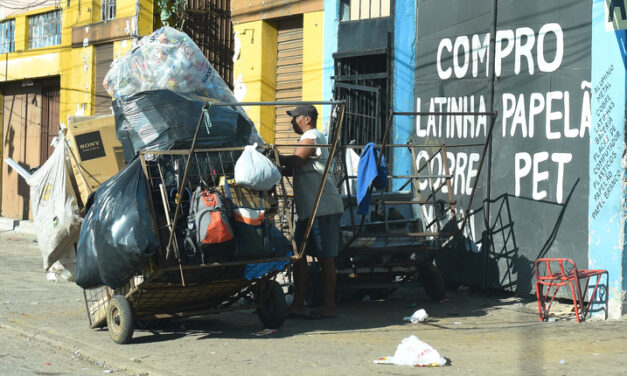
[317,256,337,317]
[288,257,308,315]
[310,213,340,317]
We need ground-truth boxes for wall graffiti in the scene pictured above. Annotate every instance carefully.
[414,0,592,290]
[590,64,621,219]
[417,22,590,206]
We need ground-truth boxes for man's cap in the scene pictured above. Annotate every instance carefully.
[287,104,318,118]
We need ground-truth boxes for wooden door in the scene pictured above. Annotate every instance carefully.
[274,17,303,152]
[1,83,42,219]
[40,81,60,163]
[95,43,114,115]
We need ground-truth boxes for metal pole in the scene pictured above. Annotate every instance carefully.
[165,103,209,263]
[481,0,500,290]
[460,113,498,233]
[207,100,345,107]
[393,111,496,116]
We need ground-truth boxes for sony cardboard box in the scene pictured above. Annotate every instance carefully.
[66,115,125,207]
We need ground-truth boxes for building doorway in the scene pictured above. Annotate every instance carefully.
[1,77,60,219]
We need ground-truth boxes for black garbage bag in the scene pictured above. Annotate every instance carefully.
[75,205,100,288]
[113,90,252,162]
[75,159,160,289]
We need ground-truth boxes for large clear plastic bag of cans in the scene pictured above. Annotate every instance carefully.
[103,26,213,98]
[75,158,160,289]
[25,133,82,280]
[104,26,263,160]
[103,26,248,114]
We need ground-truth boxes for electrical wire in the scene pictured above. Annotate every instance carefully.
[0,1,58,11]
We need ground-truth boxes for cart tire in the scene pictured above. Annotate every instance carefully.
[420,263,446,301]
[257,281,287,329]
[106,295,134,344]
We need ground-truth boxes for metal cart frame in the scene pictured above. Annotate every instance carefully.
[324,110,499,301]
[83,100,346,344]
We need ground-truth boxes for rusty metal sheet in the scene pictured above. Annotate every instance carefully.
[71,17,134,47]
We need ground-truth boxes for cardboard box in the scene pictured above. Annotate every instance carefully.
[66,116,125,207]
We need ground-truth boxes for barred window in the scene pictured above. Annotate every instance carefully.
[28,10,62,49]
[341,0,391,21]
[0,19,15,53]
[101,0,116,21]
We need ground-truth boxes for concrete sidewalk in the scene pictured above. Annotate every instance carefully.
[1,230,626,376]
[0,217,37,235]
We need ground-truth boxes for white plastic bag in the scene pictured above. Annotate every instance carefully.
[374,335,446,367]
[25,133,82,272]
[403,309,429,323]
[234,143,281,191]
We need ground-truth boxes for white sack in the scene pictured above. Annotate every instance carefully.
[374,335,446,367]
[234,143,281,191]
[25,134,82,271]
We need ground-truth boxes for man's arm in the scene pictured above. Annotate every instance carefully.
[279,138,315,168]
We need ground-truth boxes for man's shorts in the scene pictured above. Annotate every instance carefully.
[294,213,341,259]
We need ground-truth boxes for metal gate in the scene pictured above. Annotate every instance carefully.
[332,52,389,146]
[182,0,234,88]
[334,83,381,146]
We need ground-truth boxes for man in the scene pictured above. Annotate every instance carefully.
[279,104,343,318]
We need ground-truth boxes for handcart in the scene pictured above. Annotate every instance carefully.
[82,100,346,344]
[315,110,498,303]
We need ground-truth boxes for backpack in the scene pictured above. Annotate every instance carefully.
[184,187,235,264]
[232,207,291,260]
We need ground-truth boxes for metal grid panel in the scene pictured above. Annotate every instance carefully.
[142,148,295,263]
[333,53,388,146]
[84,286,111,327]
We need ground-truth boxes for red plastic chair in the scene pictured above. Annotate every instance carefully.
[534,258,608,323]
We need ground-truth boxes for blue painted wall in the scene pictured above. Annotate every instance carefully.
[589,0,626,319]
[322,0,339,131]
[392,0,416,190]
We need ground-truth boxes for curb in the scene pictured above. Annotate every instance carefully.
[0,217,37,235]
[0,321,178,376]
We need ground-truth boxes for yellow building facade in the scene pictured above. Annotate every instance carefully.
[0,0,154,219]
[231,0,325,144]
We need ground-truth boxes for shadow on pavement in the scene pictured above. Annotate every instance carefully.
[125,284,538,344]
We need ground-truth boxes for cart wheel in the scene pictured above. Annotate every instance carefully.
[256,280,287,329]
[106,295,134,344]
[420,262,446,301]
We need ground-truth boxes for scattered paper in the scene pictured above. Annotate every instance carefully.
[253,329,277,336]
